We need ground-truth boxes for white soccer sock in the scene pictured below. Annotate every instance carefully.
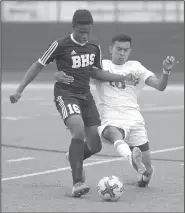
[114,140,132,165]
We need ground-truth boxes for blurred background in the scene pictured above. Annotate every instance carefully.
[1,0,184,83]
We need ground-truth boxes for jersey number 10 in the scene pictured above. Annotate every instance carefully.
[109,82,126,89]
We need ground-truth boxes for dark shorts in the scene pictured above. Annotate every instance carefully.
[54,92,101,127]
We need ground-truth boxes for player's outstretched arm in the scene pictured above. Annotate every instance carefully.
[145,56,179,91]
[89,67,137,84]
[10,61,44,103]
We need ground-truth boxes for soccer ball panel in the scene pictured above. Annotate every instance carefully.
[97,176,124,201]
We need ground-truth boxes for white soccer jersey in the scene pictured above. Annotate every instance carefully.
[94,59,155,122]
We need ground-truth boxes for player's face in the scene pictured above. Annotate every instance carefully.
[73,24,92,44]
[110,41,131,65]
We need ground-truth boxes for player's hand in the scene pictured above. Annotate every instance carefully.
[163,56,179,71]
[123,73,139,86]
[10,92,21,103]
[54,71,74,84]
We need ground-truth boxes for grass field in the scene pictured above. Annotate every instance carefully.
[1,82,184,212]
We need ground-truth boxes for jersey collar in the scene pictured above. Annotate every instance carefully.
[70,34,88,46]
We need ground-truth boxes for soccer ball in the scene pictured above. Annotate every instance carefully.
[97,176,124,201]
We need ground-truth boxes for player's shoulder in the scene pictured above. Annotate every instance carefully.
[55,35,71,46]
[47,35,71,53]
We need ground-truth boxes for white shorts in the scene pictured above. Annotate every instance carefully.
[98,119,149,147]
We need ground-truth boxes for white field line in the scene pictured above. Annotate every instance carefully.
[141,105,184,112]
[149,146,184,154]
[1,146,184,182]
[1,83,184,91]
[86,158,112,161]
[7,157,35,163]
[2,116,33,120]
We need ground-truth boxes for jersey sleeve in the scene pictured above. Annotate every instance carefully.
[137,62,155,82]
[93,44,102,69]
[38,40,59,66]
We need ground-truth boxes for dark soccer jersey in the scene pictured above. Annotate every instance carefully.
[38,34,102,96]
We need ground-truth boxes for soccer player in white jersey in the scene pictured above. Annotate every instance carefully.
[96,34,178,187]
[55,34,178,187]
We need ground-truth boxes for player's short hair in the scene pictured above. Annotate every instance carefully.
[72,9,93,27]
[112,34,132,45]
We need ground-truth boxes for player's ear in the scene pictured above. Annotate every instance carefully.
[109,45,113,54]
[128,48,132,56]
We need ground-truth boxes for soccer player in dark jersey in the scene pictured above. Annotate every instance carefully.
[10,9,137,197]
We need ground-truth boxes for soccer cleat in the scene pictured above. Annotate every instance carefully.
[138,165,154,187]
[66,152,86,183]
[131,147,146,175]
[72,182,90,197]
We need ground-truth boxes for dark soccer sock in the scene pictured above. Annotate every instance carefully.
[83,142,93,160]
[69,138,84,185]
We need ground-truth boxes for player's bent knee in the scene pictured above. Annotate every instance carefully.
[137,144,153,174]
[130,142,152,174]
[102,126,125,143]
[130,142,150,152]
[65,114,85,140]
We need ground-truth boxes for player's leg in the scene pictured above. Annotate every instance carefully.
[81,93,102,160]
[102,125,132,161]
[65,114,90,196]
[54,96,89,196]
[99,124,146,174]
[130,144,154,187]
[129,128,154,187]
